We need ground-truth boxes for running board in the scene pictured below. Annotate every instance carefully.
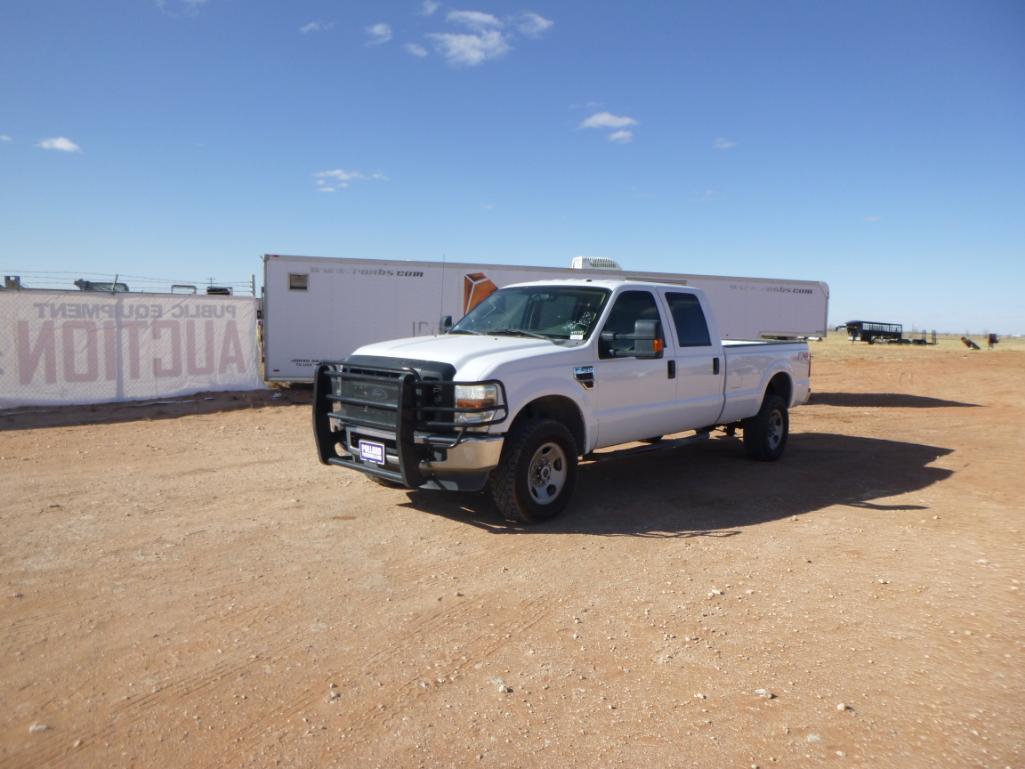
[583,429,713,463]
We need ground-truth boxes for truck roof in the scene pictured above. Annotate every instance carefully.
[503,278,698,292]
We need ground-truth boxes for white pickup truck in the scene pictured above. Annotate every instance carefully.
[314,279,811,523]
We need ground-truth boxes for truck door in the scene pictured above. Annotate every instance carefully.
[592,290,678,448]
[662,290,725,428]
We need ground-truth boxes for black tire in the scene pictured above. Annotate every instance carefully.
[742,394,789,461]
[489,419,578,524]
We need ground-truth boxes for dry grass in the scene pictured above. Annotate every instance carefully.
[813,331,1024,359]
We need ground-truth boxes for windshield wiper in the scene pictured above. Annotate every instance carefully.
[448,328,482,335]
[489,328,554,342]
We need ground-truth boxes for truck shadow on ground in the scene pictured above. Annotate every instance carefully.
[401,432,953,536]
[809,392,979,408]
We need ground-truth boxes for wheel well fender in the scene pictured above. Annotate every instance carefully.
[507,395,586,454]
[763,371,793,408]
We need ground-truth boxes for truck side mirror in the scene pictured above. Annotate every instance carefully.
[599,319,664,359]
[440,315,453,333]
[631,319,664,358]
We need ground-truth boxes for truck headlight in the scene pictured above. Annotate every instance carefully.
[454,383,502,425]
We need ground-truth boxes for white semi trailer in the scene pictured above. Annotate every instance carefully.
[263,254,828,382]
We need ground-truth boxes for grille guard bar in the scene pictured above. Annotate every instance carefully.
[312,361,507,488]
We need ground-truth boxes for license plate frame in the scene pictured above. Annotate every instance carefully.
[358,440,386,465]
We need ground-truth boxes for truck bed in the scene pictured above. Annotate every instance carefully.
[719,339,811,423]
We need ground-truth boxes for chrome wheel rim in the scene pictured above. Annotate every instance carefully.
[527,441,567,505]
[767,410,784,450]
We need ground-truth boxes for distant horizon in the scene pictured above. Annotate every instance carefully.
[1,258,1019,338]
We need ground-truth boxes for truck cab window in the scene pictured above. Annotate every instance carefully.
[600,291,663,358]
[666,292,711,347]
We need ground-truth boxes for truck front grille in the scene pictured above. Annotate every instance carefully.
[336,366,404,430]
[329,364,455,433]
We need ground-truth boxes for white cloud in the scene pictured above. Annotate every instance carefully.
[0,134,12,143]
[365,22,393,46]
[579,112,639,143]
[313,169,388,191]
[36,136,81,153]
[446,10,502,30]
[404,42,429,57]
[864,215,882,222]
[423,8,549,68]
[579,112,638,130]
[420,0,440,15]
[300,20,333,34]
[713,137,736,150]
[155,0,209,17]
[515,11,553,38]
[428,30,510,66]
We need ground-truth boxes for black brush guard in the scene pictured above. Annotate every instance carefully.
[313,361,507,488]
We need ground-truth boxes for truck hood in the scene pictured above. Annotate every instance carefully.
[352,334,575,378]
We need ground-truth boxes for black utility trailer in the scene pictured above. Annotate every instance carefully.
[845,320,904,344]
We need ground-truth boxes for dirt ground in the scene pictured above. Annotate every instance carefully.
[2,337,1023,769]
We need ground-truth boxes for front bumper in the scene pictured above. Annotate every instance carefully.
[313,362,506,492]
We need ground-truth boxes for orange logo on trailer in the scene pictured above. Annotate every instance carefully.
[463,272,497,313]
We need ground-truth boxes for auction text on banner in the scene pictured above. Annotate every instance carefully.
[0,291,263,407]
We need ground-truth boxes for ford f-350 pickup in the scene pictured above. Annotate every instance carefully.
[313,279,812,522]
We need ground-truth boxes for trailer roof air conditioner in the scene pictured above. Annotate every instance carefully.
[570,256,622,271]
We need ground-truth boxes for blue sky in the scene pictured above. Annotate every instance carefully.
[1,0,1023,333]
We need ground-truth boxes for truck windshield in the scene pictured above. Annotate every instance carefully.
[451,286,611,342]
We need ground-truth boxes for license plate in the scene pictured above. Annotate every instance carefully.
[359,440,386,465]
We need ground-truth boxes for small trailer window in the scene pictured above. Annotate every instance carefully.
[289,273,309,291]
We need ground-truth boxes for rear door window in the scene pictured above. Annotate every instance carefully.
[666,292,711,347]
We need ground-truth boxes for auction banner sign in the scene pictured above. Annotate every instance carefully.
[0,291,263,408]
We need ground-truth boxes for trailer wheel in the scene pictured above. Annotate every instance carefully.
[742,394,789,461]
[489,419,578,524]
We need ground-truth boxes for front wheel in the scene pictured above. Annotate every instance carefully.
[742,394,789,461]
[489,419,578,523]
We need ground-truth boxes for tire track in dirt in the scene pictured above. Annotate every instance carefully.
[5,608,299,769]
[223,596,483,749]
[0,569,270,658]
[204,595,551,767]
[369,594,553,733]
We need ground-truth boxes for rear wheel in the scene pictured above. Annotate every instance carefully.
[489,419,578,523]
[742,394,789,461]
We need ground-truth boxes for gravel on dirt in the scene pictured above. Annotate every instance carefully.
[1,338,1023,768]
